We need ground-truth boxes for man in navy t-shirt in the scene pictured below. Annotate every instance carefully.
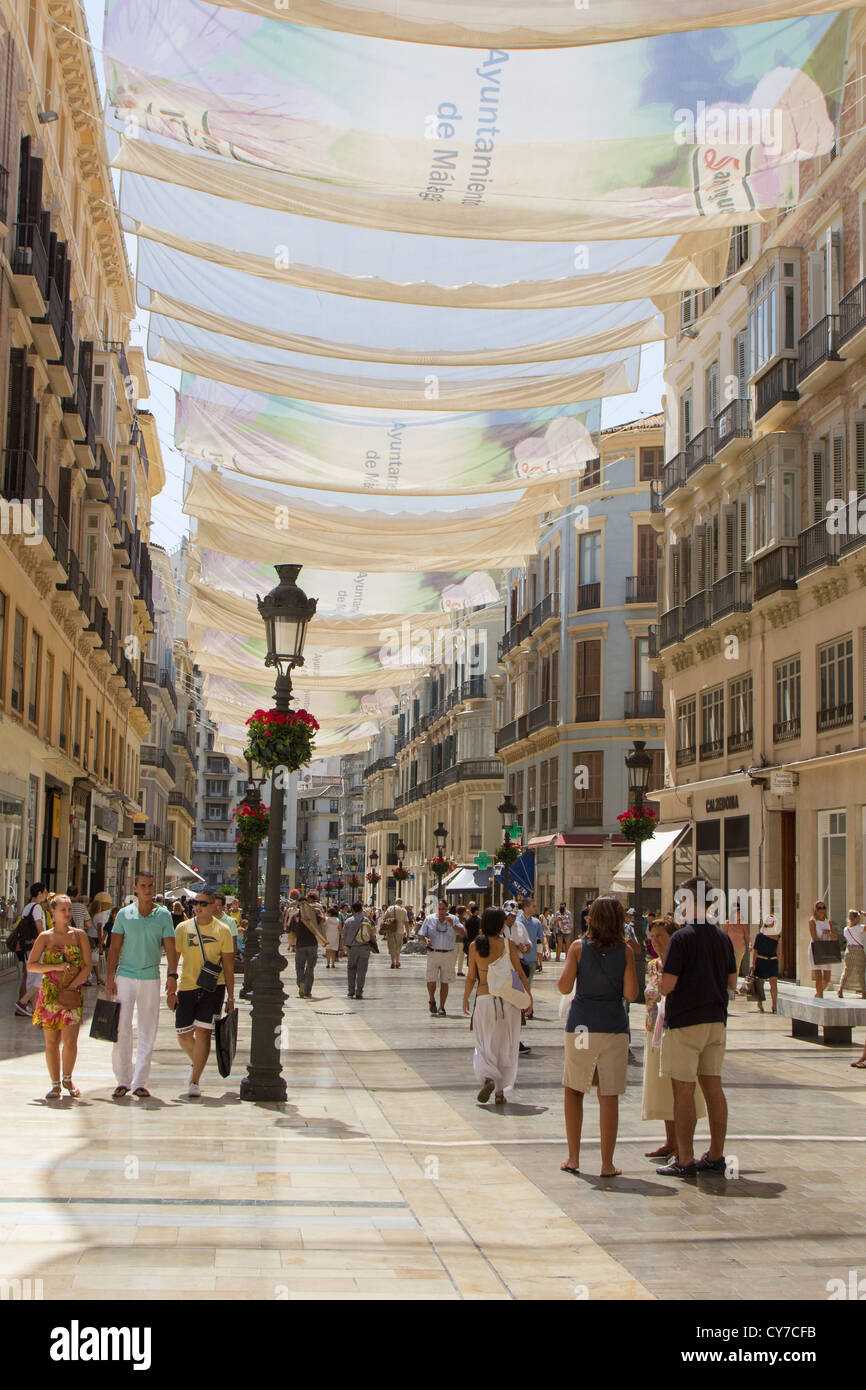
[657,877,737,1178]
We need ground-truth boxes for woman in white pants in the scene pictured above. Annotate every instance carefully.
[463,907,532,1105]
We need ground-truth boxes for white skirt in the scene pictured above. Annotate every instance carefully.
[325,920,341,950]
[472,993,522,1094]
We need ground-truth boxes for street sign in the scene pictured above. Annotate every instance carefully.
[474,852,491,870]
[770,770,794,796]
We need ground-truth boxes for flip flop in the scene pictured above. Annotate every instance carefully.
[113,1086,130,1098]
[560,1162,580,1174]
[600,1169,622,1178]
[851,1060,866,1068]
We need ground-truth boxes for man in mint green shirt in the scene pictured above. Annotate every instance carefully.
[105,873,177,1098]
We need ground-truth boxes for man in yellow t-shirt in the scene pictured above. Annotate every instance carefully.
[168,889,235,1097]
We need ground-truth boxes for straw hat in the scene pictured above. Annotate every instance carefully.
[91,891,112,908]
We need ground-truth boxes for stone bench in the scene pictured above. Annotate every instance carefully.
[776,993,866,1045]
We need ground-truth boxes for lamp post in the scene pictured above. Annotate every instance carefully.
[497,792,517,905]
[239,756,266,1002]
[241,564,317,1104]
[433,821,448,902]
[369,848,379,909]
[625,739,653,1004]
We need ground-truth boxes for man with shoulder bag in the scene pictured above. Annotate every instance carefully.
[380,898,408,969]
[169,889,235,1097]
[342,901,374,1000]
[11,883,50,1017]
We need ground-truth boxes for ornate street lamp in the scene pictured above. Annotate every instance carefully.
[241,564,317,1104]
[497,792,518,905]
[625,739,653,1003]
[238,754,267,1002]
[433,821,448,902]
[368,848,379,908]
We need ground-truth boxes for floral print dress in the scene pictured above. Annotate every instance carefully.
[32,939,85,1030]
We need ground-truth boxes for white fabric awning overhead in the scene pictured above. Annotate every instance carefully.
[441,866,492,893]
[208,0,860,48]
[609,825,689,892]
[165,855,206,884]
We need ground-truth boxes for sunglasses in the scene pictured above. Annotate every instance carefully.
[193,900,211,907]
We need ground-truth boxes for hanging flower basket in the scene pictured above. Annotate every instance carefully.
[366,870,381,885]
[392,865,411,882]
[233,801,270,846]
[495,840,520,867]
[333,878,344,889]
[617,806,658,843]
[347,875,362,888]
[428,855,455,878]
[244,706,319,771]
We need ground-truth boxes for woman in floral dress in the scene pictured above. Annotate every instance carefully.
[27,893,91,1099]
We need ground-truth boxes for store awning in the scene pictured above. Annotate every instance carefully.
[441,866,492,893]
[609,824,689,892]
[165,855,205,884]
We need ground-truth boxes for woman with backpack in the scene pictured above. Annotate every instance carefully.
[462,907,531,1106]
[11,883,51,1018]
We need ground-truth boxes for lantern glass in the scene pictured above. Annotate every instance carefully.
[625,740,653,795]
[498,793,517,830]
[257,564,318,673]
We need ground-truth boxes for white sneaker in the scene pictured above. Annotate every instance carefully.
[187,1068,194,1086]
[187,1082,201,1097]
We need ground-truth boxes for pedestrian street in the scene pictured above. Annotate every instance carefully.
[1,951,865,1301]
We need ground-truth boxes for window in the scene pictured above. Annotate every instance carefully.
[84,698,91,769]
[676,696,696,765]
[579,455,601,491]
[818,810,847,930]
[639,446,663,481]
[329,821,339,840]
[44,652,54,742]
[329,798,339,813]
[510,769,524,828]
[205,778,225,797]
[749,267,777,373]
[527,765,536,835]
[705,362,719,428]
[28,630,41,724]
[680,289,700,330]
[817,636,853,730]
[547,756,558,829]
[728,675,753,750]
[538,760,548,833]
[681,389,693,448]
[59,672,69,749]
[700,686,724,759]
[647,748,665,792]
[11,612,25,714]
[579,531,601,586]
[572,751,603,825]
[575,638,601,721]
[729,225,750,274]
[206,804,225,820]
[470,798,482,851]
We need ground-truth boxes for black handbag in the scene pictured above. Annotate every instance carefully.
[215,1008,239,1078]
[90,996,121,1041]
[812,938,841,966]
[192,917,222,991]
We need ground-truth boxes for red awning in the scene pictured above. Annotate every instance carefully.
[555,834,608,847]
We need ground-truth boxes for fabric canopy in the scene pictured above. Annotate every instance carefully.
[609,825,689,891]
[192,627,422,685]
[208,0,860,49]
[183,466,560,570]
[177,377,601,494]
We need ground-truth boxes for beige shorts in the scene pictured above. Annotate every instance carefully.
[426,948,457,984]
[659,1022,727,1082]
[562,1031,628,1096]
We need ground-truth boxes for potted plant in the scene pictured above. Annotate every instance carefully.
[233,800,270,846]
[244,706,319,771]
[392,865,411,883]
[494,840,520,867]
[617,805,658,843]
[366,870,381,886]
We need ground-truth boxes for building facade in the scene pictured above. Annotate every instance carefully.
[296,761,343,894]
[652,13,866,979]
[0,0,158,926]
[497,416,666,916]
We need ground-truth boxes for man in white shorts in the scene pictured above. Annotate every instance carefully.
[418,899,465,1017]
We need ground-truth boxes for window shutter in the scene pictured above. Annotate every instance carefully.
[807,249,827,326]
[832,431,845,499]
[735,331,748,397]
[738,498,749,567]
[811,445,826,523]
[855,421,866,497]
[671,547,681,607]
[696,526,706,592]
[706,363,719,425]
[712,514,720,583]
[724,505,736,575]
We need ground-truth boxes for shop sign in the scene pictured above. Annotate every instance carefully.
[769,771,794,796]
[706,795,739,813]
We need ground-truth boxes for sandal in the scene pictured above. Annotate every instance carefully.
[494,1092,506,1104]
[851,1060,866,1068]
[133,1088,151,1098]
[62,1076,80,1098]
[45,1083,62,1100]
[560,1161,579,1174]
[113,1085,130,1098]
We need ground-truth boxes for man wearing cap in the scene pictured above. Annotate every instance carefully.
[418,899,465,1016]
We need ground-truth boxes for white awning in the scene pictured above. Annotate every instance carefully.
[441,866,492,893]
[609,824,689,892]
[165,855,206,884]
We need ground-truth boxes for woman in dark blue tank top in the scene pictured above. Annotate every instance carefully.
[558,897,638,1177]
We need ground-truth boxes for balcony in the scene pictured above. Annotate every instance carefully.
[625,573,657,604]
[528,699,558,733]
[11,221,49,316]
[798,518,839,579]
[85,443,111,501]
[531,591,560,631]
[727,728,753,754]
[713,398,751,461]
[577,581,600,611]
[62,370,95,452]
[140,746,176,779]
[46,322,75,397]
[683,589,711,636]
[752,544,798,601]
[773,717,800,743]
[798,314,845,393]
[817,702,853,733]
[712,569,751,621]
[699,737,724,760]
[168,791,195,819]
[659,606,683,649]
[138,685,152,723]
[574,693,600,723]
[649,483,663,514]
[460,675,487,702]
[839,276,866,358]
[32,279,63,361]
[754,357,798,427]
[573,800,603,826]
[662,453,685,500]
[495,713,529,751]
[840,494,866,557]
[2,448,39,509]
[361,808,397,826]
[684,426,715,481]
[172,729,197,766]
[676,744,696,767]
[160,668,178,710]
[647,625,658,659]
[624,690,663,719]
